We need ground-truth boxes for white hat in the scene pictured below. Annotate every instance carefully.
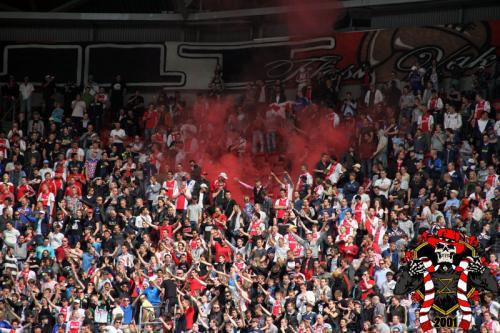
[200,184,208,189]
[219,172,228,180]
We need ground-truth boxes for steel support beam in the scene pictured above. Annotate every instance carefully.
[51,0,93,12]
[0,3,21,11]
[0,0,440,21]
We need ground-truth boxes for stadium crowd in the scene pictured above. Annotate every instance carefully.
[0,60,499,333]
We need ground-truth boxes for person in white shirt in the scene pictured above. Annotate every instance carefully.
[19,76,34,121]
[135,207,152,231]
[105,317,124,333]
[364,84,384,107]
[443,104,462,131]
[296,164,313,188]
[427,89,444,112]
[66,142,86,162]
[109,122,127,151]
[117,245,135,268]
[340,92,357,117]
[48,224,65,249]
[67,300,86,323]
[417,106,434,133]
[40,160,55,179]
[17,264,36,281]
[481,311,500,333]
[373,170,392,198]
[3,222,20,248]
[71,94,86,119]
[111,302,125,324]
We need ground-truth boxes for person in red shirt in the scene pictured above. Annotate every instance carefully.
[0,186,14,205]
[66,166,85,194]
[301,249,316,281]
[212,236,232,263]
[274,188,289,221]
[212,207,227,232]
[67,312,82,333]
[171,250,193,268]
[178,295,196,331]
[38,173,57,196]
[0,172,13,192]
[187,270,206,296]
[16,176,36,202]
[146,218,181,241]
[210,172,228,192]
[55,238,70,263]
[143,104,159,143]
[359,271,376,300]
[339,235,359,263]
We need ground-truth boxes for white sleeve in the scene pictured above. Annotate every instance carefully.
[485,101,491,112]
[307,174,313,185]
[437,98,444,110]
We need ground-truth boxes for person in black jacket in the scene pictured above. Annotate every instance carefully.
[161,275,178,316]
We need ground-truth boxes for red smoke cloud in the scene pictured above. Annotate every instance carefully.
[174,97,350,204]
[280,0,341,38]
[164,0,345,203]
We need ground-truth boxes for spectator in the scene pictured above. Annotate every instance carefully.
[0,51,497,333]
[19,76,34,126]
[364,85,384,109]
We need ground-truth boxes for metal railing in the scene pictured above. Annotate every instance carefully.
[0,98,18,132]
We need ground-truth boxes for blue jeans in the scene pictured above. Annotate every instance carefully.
[266,131,277,153]
[252,131,264,154]
[361,159,372,179]
[144,128,154,143]
[21,97,32,121]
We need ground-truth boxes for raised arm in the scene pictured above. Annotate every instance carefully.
[70,261,86,289]
[270,172,285,187]
[234,178,253,190]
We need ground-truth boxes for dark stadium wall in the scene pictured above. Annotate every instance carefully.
[0,20,498,90]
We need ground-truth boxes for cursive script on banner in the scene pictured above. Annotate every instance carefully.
[396,45,497,72]
[263,44,498,85]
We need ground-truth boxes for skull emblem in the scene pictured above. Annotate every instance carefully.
[435,243,456,264]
